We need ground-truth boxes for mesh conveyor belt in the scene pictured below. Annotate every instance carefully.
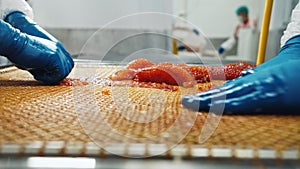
[0,63,299,159]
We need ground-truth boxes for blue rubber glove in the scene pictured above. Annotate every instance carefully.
[218,47,225,55]
[182,35,300,115]
[1,11,74,84]
[0,19,73,84]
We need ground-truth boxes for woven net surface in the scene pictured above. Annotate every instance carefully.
[0,64,299,158]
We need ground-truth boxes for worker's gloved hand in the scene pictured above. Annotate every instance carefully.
[0,0,33,20]
[182,35,300,115]
[218,47,225,55]
[3,11,74,84]
[0,20,74,84]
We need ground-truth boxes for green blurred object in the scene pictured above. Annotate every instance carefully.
[236,6,249,14]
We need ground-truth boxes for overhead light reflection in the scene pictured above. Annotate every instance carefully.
[27,157,96,168]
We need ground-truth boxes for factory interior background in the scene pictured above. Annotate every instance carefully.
[21,0,298,64]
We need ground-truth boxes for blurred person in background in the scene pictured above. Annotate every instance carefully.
[218,6,257,55]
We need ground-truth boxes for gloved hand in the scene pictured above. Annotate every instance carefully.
[3,11,74,84]
[0,19,74,84]
[182,35,300,115]
[218,47,225,55]
[0,0,33,20]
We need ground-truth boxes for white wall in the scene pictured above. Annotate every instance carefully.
[269,0,298,30]
[29,0,172,29]
[29,0,297,38]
